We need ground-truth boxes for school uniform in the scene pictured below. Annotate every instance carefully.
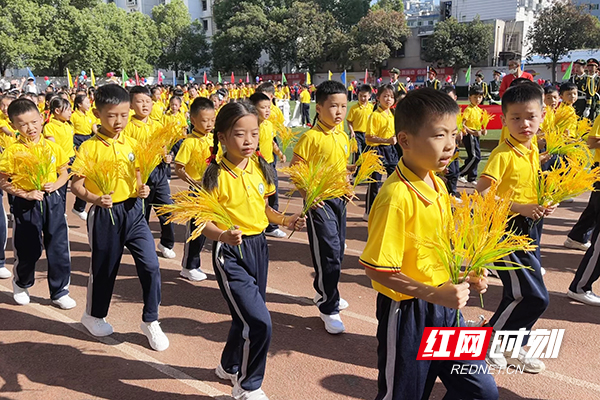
[294,121,349,315]
[346,101,373,158]
[299,90,311,126]
[481,136,549,335]
[43,118,75,208]
[123,117,175,251]
[211,156,275,392]
[0,137,71,301]
[72,132,162,322]
[174,129,213,271]
[365,107,398,215]
[360,159,498,400]
[459,104,483,183]
[258,119,282,233]
[150,101,166,122]
[71,109,96,213]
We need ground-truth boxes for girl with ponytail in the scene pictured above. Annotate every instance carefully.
[201,101,305,400]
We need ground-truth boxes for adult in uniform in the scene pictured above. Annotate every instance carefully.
[489,70,501,103]
[569,59,588,117]
[585,58,600,120]
[471,72,490,103]
[389,68,406,94]
[425,67,441,90]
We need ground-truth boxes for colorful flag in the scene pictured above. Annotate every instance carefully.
[203,71,207,84]
[246,72,250,83]
[135,70,140,86]
[465,65,471,85]
[562,61,574,81]
[231,72,234,84]
[26,67,35,83]
[282,72,287,84]
[340,70,346,86]
[218,71,222,84]
[364,69,368,84]
[122,69,129,87]
[90,68,96,86]
[158,71,163,84]
[328,70,332,80]
[67,68,73,88]
[306,71,311,85]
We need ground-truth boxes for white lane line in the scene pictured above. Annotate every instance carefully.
[543,370,600,393]
[0,283,232,399]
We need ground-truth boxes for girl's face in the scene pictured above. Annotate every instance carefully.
[80,97,91,112]
[170,99,181,114]
[55,105,72,122]
[218,114,259,162]
[378,89,395,110]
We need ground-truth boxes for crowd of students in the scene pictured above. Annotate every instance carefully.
[0,67,598,400]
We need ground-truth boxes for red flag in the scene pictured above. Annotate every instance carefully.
[231,72,234,84]
[364,69,368,84]
[135,70,140,86]
[203,71,207,84]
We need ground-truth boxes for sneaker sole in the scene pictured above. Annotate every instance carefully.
[180,272,207,282]
[566,292,600,306]
[506,358,545,374]
[215,367,237,385]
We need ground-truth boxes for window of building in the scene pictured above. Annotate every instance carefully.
[428,20,433,25]
[203,19,209,31]
[591,4,600,11]
[202,0,207,11]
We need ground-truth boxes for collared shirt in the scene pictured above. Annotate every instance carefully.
[462,104,484,131]
[150,101,166,122]
[258,119,275,163]
[213,155,275,235]
[43,118,75,158]
[162,110,187,129]
[0,136,68,191]
[71,109,95,136]
[347,102,373,133]
[123,117,163,142]
[481,135,540,206]
[359,158,450,301]
[294,120,350,188]
[366,107,395,146]
[71,132,139,203]
[299,90,311,104]
[175,129,213,181]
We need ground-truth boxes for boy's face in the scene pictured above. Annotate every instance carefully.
[560,89,577,105]
[316,93,347,127]
[256,100,271,121]
[544,92,559,108]
[170,99,181,114]
[95,102,131,137]
[37,95,45,104]
[131,93,153,118]
[191,108,215,134]
[501,101,543,145]
[189,88,198,98]
[358,91,370,104]
[11,110,43,142]
[399,113,457,173]
[469,94,483,105]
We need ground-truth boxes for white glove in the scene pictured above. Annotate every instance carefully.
[584,108,591,118]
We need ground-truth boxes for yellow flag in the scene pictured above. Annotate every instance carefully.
[66,68,73,88]
[306,71,311,85]
[90,68,96,86]
[328,70,332,80]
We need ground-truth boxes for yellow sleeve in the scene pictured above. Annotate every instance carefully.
[0,146,15,175]
[52,143,69,168]
[366,113,381,138]
[359,201,405,272]
[346,105,356,124]
[175,138,193,165]
[293,131,313,162]
[481,150,506,183]
[43,123,56,139]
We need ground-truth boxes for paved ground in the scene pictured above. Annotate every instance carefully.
[0,173,599,400]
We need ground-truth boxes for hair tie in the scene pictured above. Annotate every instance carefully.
[255,150,264,159]
[206,153,216,164]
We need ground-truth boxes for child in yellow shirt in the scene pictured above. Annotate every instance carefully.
[458,87,486,185]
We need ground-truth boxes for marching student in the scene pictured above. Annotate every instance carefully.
[299,85,311,127]
[162,95,187,129]
[346,84,373,158]
[0,98,74,309]
[174,97,216,281]
[150,87,166,122]
[458,87,486,186]
[71,84,169,351]
[201,101,304,400]
[476,83,553,373]
[364,84,398,218]
[291,81,353,334]
[255,82,285,127]
[360,88,497,400]
[124,86,176,259]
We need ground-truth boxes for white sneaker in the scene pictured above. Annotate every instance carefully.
[233,384,269,400]
[464,315,486,327]
[157,243,176,259]
[180,267,208,282]
[265,228,286,238]
[81,312,114,337]
[458,176,469,184]
[313,293,349,310]
[71,208,88,221]
[0,266,11,279]
[541,267,546,276]
[141,320,169,351]
[485,340,507,369]
[12,280,30,305]
[362,213,369,222]
[320,313,345,334]
[564,237,591,251]
[215,364,237,385]
[507,347,546,374]
[52,294,77,310]
[567,289,600,306]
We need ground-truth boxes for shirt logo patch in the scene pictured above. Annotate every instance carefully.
[258,183,265,195]
[51,155,56,164]
[128,152,135,162]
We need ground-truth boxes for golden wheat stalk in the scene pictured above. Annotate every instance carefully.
[353,150,385,189]
[274,123,299,155]
[537,157,600,207]
[481,110,494,130]
[152,121,187,152]
[349,137,358,154]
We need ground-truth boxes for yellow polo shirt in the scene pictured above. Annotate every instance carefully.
[212,155,275,235]
[0,137,68,191]
[43,118,75,158]
[0,113,15,135]
[162,110,187,129]
[359,159,450,301]
[481,135,540,206]
[347,102,373,133]
[300,90,311,104]
[199,89,209,98]
[366,107,395,146]
[259,120,275,164]
[150,101,166,122]
[294,120,349,187]
[175,130,213,181]
[123,117,163,142]
[461,104,483,131]
[72,132,139,203]
[71,109,95,136]
[589,117,600,163]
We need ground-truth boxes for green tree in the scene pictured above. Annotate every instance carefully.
[315,0,370,31]
[371,0,403,12]
[350,8,409,74]
[423,17,493,76]
[527,2,600,82]
[264,7,295,73]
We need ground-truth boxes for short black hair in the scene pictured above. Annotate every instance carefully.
[501,84,544,114]
[129,85,152,100]
[173,89,184,97]
[544,86,558,95]
[95,84,130,110]
[7,98,39,122]
[256,82,275,95]
[510,77,534,88]
[395,88,459,135]
[315,81,347,105]
[358,84,372,94]
[189,97,214,116]
[469,87,484,96]
[441,86,456,96]
[559,81,578,95]
[249,92,270,105]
